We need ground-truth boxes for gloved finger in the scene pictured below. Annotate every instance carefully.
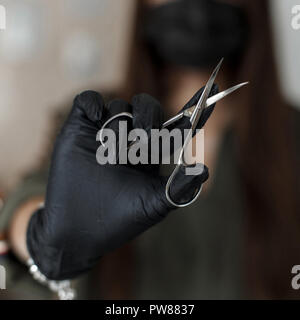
[182,83,218,130]
[98,99,133,163]
[156,164,209,210]
[168,84,219,133]
[56,91,105,161]
[106,98,132,119]
[66,90,105,130]
[104,99,132,133]
[131,93,164,137]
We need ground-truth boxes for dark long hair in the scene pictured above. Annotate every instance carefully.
[118,0,299,299]
[234,1,299,298]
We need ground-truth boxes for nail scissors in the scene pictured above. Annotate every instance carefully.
[99,58,248,207]
[166,58,224,207]
[99,68,248,148]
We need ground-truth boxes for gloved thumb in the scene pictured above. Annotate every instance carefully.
[156,163,209,210]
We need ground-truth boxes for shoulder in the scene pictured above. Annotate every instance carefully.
[290,105,300,132]
[289,106,300,156]
[290,105,300,122]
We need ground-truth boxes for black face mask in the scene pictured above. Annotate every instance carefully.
[144,0,249,68]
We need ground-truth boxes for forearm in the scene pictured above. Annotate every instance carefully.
[8,196,44,263]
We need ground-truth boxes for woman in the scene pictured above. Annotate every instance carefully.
[1,0,300,299]
[122,0,300,299]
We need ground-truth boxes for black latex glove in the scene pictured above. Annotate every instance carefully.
[167,83,219,134]
[27,87,216,280]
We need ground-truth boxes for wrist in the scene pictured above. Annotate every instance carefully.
[8,197,44,263]
[26,256,76,300]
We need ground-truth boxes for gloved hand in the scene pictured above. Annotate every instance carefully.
[27,86,217,280]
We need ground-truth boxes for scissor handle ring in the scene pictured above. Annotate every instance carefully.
[165,165,203,208]
[99,112,133,146]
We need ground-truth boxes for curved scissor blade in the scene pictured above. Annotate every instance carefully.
[206,81,249,107]
[190,58,223,129]
[162,81,249,128]
[178,58,223,164]
[183,81,249,117]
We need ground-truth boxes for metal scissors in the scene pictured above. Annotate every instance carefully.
[99,58,248,207]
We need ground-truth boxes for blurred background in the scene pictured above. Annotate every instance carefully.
[0,0,299,300]
[0,0,299,192]
[0,0,136,192]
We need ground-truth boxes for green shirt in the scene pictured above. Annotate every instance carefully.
[134,129,245,299]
